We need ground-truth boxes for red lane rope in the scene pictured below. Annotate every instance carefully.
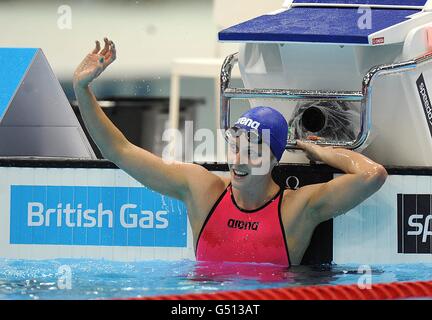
[128,280,432,300]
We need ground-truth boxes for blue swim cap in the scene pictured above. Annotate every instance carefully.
[233,106,288,161]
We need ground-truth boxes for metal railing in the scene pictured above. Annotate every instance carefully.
[220,51,432,150]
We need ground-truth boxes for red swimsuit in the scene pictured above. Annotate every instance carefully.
[196,184,291,266]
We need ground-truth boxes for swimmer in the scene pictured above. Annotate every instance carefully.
[73,38,388,266]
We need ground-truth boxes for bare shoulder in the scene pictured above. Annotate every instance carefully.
[183,163,229,205]
[183,164,230,234]
[280,183,325,222]
[292,183,325,198]
[281,183,323,205]
[182,163,228,189]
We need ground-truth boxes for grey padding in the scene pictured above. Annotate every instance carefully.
[0,49,96,159]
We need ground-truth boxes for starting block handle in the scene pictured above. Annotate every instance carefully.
[220,49,432,151]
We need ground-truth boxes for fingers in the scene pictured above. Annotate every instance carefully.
[296,139,317,154]
[89,37,117,68]
[100,37,110,55]
[296,137,323,148]
[91,37,114,56]
[296,140,308,149]
[92,40,101,54]
[104,40,117,66]
[306,135,321,141]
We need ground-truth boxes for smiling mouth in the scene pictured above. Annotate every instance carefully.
[233,169,249,177]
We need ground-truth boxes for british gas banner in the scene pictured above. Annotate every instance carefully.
[10,185,188,247]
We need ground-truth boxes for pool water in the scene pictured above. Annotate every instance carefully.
[0,259,431,300]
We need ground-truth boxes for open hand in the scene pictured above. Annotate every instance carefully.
[73,37,116,88]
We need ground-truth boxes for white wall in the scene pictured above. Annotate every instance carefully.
[0,0,218,80]
[0,0,283,81]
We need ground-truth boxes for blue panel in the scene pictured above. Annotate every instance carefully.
[100,187,114,245]
[86,186,101,245]
[58,186,74,245]
[46,186,60,244]
[31,186,46,244]
[10,185,188,248]
[0,48,37,121]
[9,185,32,244]
[293,0,426,5]
[219,7,419,44]
[126,187,141,246]
[113,187,128,246]
[72,186,87,245]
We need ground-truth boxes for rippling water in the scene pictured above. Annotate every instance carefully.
[0,259,431,300]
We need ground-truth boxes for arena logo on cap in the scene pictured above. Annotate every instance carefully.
[9,185,187,247]
[235,117,261,130]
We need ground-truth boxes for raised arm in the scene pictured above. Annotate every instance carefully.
[296,140,388,224]
[72,38,214,201]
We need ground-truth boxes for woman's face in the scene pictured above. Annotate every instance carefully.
[227,134,275,189]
